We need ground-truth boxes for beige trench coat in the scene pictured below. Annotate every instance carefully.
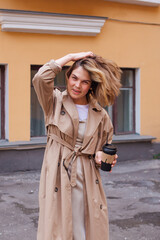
[33,60,113,240]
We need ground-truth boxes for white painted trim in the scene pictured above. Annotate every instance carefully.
[0,11,106,36]
[4,65,9,140]
[105,0,160,6]
[135,68,141,134]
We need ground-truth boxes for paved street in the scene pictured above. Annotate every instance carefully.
[0,159,160,240]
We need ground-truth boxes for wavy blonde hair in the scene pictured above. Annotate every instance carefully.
[66,55,122,107]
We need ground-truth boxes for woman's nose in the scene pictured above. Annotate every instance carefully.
[75,80,81,88]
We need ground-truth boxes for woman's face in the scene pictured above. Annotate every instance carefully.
[67,66,91,105]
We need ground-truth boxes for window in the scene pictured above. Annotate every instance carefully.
[112,69,135,134]
[0,65,5,139]
[30,65,67,137]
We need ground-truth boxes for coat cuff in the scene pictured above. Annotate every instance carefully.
[49,59,62,74]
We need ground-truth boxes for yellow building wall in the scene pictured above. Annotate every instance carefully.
[0,0,160,141]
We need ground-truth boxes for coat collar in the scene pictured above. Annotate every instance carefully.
[62,90,104,148]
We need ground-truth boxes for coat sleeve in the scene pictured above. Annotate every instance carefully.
[101,112,113,146]
[32,60,62,116]
[95,111,113,154]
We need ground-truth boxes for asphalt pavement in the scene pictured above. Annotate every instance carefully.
[0,159,160,240]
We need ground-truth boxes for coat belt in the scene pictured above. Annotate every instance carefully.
[48,133,90,187]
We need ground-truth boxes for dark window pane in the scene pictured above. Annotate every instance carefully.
[31,83,45,137]
[117,89,133,132]
[54,66,68,90]
[121,70,133,87]
[105,105,113,121]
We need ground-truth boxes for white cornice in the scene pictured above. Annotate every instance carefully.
[105,0,160,6]
[0,9,106,36]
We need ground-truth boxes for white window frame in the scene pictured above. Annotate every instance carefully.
[135,68,141,134]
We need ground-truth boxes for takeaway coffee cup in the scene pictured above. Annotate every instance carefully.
[101,143,117,171]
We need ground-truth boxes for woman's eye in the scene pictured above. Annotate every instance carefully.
[83,81,89,85]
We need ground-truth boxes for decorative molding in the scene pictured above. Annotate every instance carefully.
[105,0,160,6]
[0,9,106,36]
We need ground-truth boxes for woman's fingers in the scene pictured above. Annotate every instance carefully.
[71,51,94,61]
[111,160,117,167]
[111,155,118,168]
[55,52,94,67]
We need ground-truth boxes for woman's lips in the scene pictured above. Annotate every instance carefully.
[72,89,81,94]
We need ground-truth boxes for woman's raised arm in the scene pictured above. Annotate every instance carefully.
[32,52,94,116]
[55,52,94,67]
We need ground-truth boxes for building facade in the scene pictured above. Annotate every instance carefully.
[0,0,160,171]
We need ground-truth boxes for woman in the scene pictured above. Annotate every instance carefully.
[33,52,121,240]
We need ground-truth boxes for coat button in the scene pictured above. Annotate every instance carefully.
[58,162,60,167]
[88,155,92,159]
[55,187,58,192]
[96,179,99,184]
[60,110,65,115]
[100,204,103,209]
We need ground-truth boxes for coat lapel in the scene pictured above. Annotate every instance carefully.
[62,91,79,145]
[82,100,103,148]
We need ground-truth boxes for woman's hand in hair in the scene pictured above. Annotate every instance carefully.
[55,52,94,67]
[69,52,94,61]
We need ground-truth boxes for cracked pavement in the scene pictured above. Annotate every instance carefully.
[0,159,160,240]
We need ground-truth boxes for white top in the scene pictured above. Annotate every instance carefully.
[75,104,89,121]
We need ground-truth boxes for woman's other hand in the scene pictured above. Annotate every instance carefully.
[111,154,118,168]
[95,151,103,166]
[95,151,118,171]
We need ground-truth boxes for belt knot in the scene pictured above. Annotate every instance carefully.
[48,133,91,188]
[63,147,83,187]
